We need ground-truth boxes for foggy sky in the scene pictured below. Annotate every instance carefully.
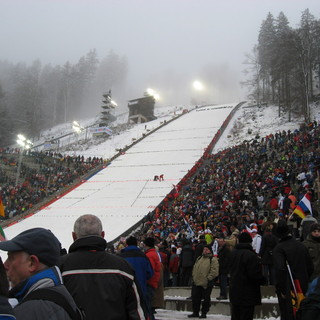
[1,0,320,109]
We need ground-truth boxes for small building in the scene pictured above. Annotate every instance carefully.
[128,95,157,124]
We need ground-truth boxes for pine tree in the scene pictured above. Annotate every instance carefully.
[258,12,276,102]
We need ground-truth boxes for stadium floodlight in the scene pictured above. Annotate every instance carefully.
[17,134,33,149]
[15,134,33,186]
[111,100,118,107]
[193,80,204,91]
[72,120,84,134]
[145,88,160,101]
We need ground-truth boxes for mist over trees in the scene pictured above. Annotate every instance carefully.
[0,49,128,146]
[243,9,320,123]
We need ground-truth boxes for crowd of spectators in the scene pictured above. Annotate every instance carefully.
[117,120,320,287]
[0,150,103,220]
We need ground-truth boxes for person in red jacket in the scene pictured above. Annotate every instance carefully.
[144,237,161,320]
[169,247,180,286]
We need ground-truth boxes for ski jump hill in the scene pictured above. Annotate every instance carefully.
[3,103,243,251]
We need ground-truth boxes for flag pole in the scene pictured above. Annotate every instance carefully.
[286,260,298,298]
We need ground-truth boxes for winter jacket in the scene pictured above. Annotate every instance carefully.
[145,248,161,289]
[298,277,320,320]
[229,243,265,306]
[180,244,195,268]
[303,234,320,281]
[192,253,219,288]
[217,244,231,275]
[120,245,154,300]
[9,266,77,320]
[273,234,313,295]
[169,253,180,274]
[259,232,278,265]
[59,236,145,320]
[0,296,15,320]
[300,215,318,241]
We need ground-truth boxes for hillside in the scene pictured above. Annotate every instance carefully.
[31,102,320,160]
[213,102,320,153]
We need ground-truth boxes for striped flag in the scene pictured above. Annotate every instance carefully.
[293,192,312,219]
[183,218,195,238]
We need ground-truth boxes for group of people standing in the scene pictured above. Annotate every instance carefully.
[0,214,161,320]
[185,217,319,320]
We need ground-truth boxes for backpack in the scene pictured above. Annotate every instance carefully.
[21,288,86,320]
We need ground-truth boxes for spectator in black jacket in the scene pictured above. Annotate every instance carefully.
[229,232,265,320]
[273,220,314,320]
[179,239,195,286]
[216,235,232,300]
[259,227,278,285]
[59,214,145,320]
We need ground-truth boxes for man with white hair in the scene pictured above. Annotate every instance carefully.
[59,214,146,320]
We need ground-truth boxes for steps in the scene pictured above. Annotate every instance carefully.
[163,286,279,318]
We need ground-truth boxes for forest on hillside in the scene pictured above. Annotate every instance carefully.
[0,8,319,147]
[243,9,320,123]
[0,50,127,146]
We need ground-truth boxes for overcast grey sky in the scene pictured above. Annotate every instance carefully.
[1,0,320,108]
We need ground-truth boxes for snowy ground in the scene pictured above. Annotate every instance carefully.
[155,308,279,320]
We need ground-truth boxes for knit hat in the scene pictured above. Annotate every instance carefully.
[310,223,320,232]
[276,220,289,238]
[143,237,155,248]
[238,232,252,243]
[0,228,61,267]
[204,245,213,253]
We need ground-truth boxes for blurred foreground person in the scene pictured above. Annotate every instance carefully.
[59,214,145,320]
[188,245,219,319]
[229,232,265,320]
[0,257,15,319]
[0,228,79,320]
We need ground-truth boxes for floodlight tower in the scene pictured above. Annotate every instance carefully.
[100,90,117,127]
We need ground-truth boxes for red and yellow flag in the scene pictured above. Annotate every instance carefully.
[0,195,5,217]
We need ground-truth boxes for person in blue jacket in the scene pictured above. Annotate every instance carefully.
[120,236,154,303]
